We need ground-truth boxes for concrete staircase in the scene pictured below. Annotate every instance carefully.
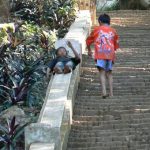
[67,10,150,150]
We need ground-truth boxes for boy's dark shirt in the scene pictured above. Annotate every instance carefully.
[47,56,80,70]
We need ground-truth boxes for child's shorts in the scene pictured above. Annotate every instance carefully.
[96,59,113,71]
[55,61,75,70]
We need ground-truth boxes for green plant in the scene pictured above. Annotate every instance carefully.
[103,1,120,11]
[0,0,76,149]
[0,47,41,108]
[0,22,57,111]
[0,116,28,150]
[9,0,77,38]
[10,0,41,24]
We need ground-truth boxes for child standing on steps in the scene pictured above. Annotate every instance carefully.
[86,14,119,98]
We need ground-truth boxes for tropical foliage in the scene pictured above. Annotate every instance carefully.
[0,117,29,150]
[0,21,56,112]
[9,0,77,37]
[0,0,77,149]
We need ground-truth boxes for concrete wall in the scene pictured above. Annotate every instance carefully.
[97,0,117,10]
[119,0,150,9]
[25,10,92,150]
[97,0,150,10]
[97,0,117,8]
[140,0,150,8]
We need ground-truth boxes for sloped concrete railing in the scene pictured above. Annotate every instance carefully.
[25,10,92,150]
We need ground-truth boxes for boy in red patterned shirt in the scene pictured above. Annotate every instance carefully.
[86,14,119,98]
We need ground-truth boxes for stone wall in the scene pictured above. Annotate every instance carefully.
[25,10,92,150]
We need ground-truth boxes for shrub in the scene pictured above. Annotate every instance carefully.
[0,1,76,149]
[0,21,57,111]
[9,0,77,38]
[0,116,29,150]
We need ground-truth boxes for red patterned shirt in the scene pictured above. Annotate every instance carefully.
[86,25,119,61]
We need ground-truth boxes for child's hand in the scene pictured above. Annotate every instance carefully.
[88,50,93,57]
[67,41,73,49]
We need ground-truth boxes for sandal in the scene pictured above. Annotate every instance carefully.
[102,94,109,99]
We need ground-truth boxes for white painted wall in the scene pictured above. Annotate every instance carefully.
[97,0,150,10]
[97,0,117,9]
[140,0,150,7]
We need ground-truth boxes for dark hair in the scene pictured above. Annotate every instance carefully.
[55,47,67,55]
[98,14,111,25]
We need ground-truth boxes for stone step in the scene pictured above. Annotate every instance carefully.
[74,101,150,107]
[72,112,150,122]
[116,27,150,30]
[68,134,150,143]
[73,106,150,116]
[75,102,150,109]
[72,117,150,125]
[79,80,150,84]
[83,58,150,61]
[79,83,150,88]
[78,87,149,92]
[79,81,150,86]
[81,69,150,73]
[79,86,149,91]
[78,92,149,97]
[76,95,149,100]
[67,11,150,150]
[83,58,150,62]
[78,90,149,95]
[67,140,149,149]
[82,60,150,63]
[82,64,150,68]
[81,71,150,76]
[80,79,150,83]
[85,74,150,78]
[74,104,149,116]
[80,80,150,85]
[81,68,150,72]
[71,120,150,130]
[79,85,150,90]
[70,126,150,136]
[74,106,150,116]
[75,98,150,105]
[67,144,149,150]
[83,59,150,62]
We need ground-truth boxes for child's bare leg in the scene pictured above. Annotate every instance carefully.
[54,62,64,74]
[53,67,63,74]
[64,61,74,74]
[106,71,113,97]
[99,69,107,97]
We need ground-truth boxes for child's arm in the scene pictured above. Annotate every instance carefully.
[114,31,119,51]
[86,30,95,56]
[87,45,93,57]
[46,58,57,78]
[67,41,80,60]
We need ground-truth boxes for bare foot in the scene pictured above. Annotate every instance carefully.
[109,93,114,97]
[53,67,63,74]
[64,66,72,74]
[109,94,114,98]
